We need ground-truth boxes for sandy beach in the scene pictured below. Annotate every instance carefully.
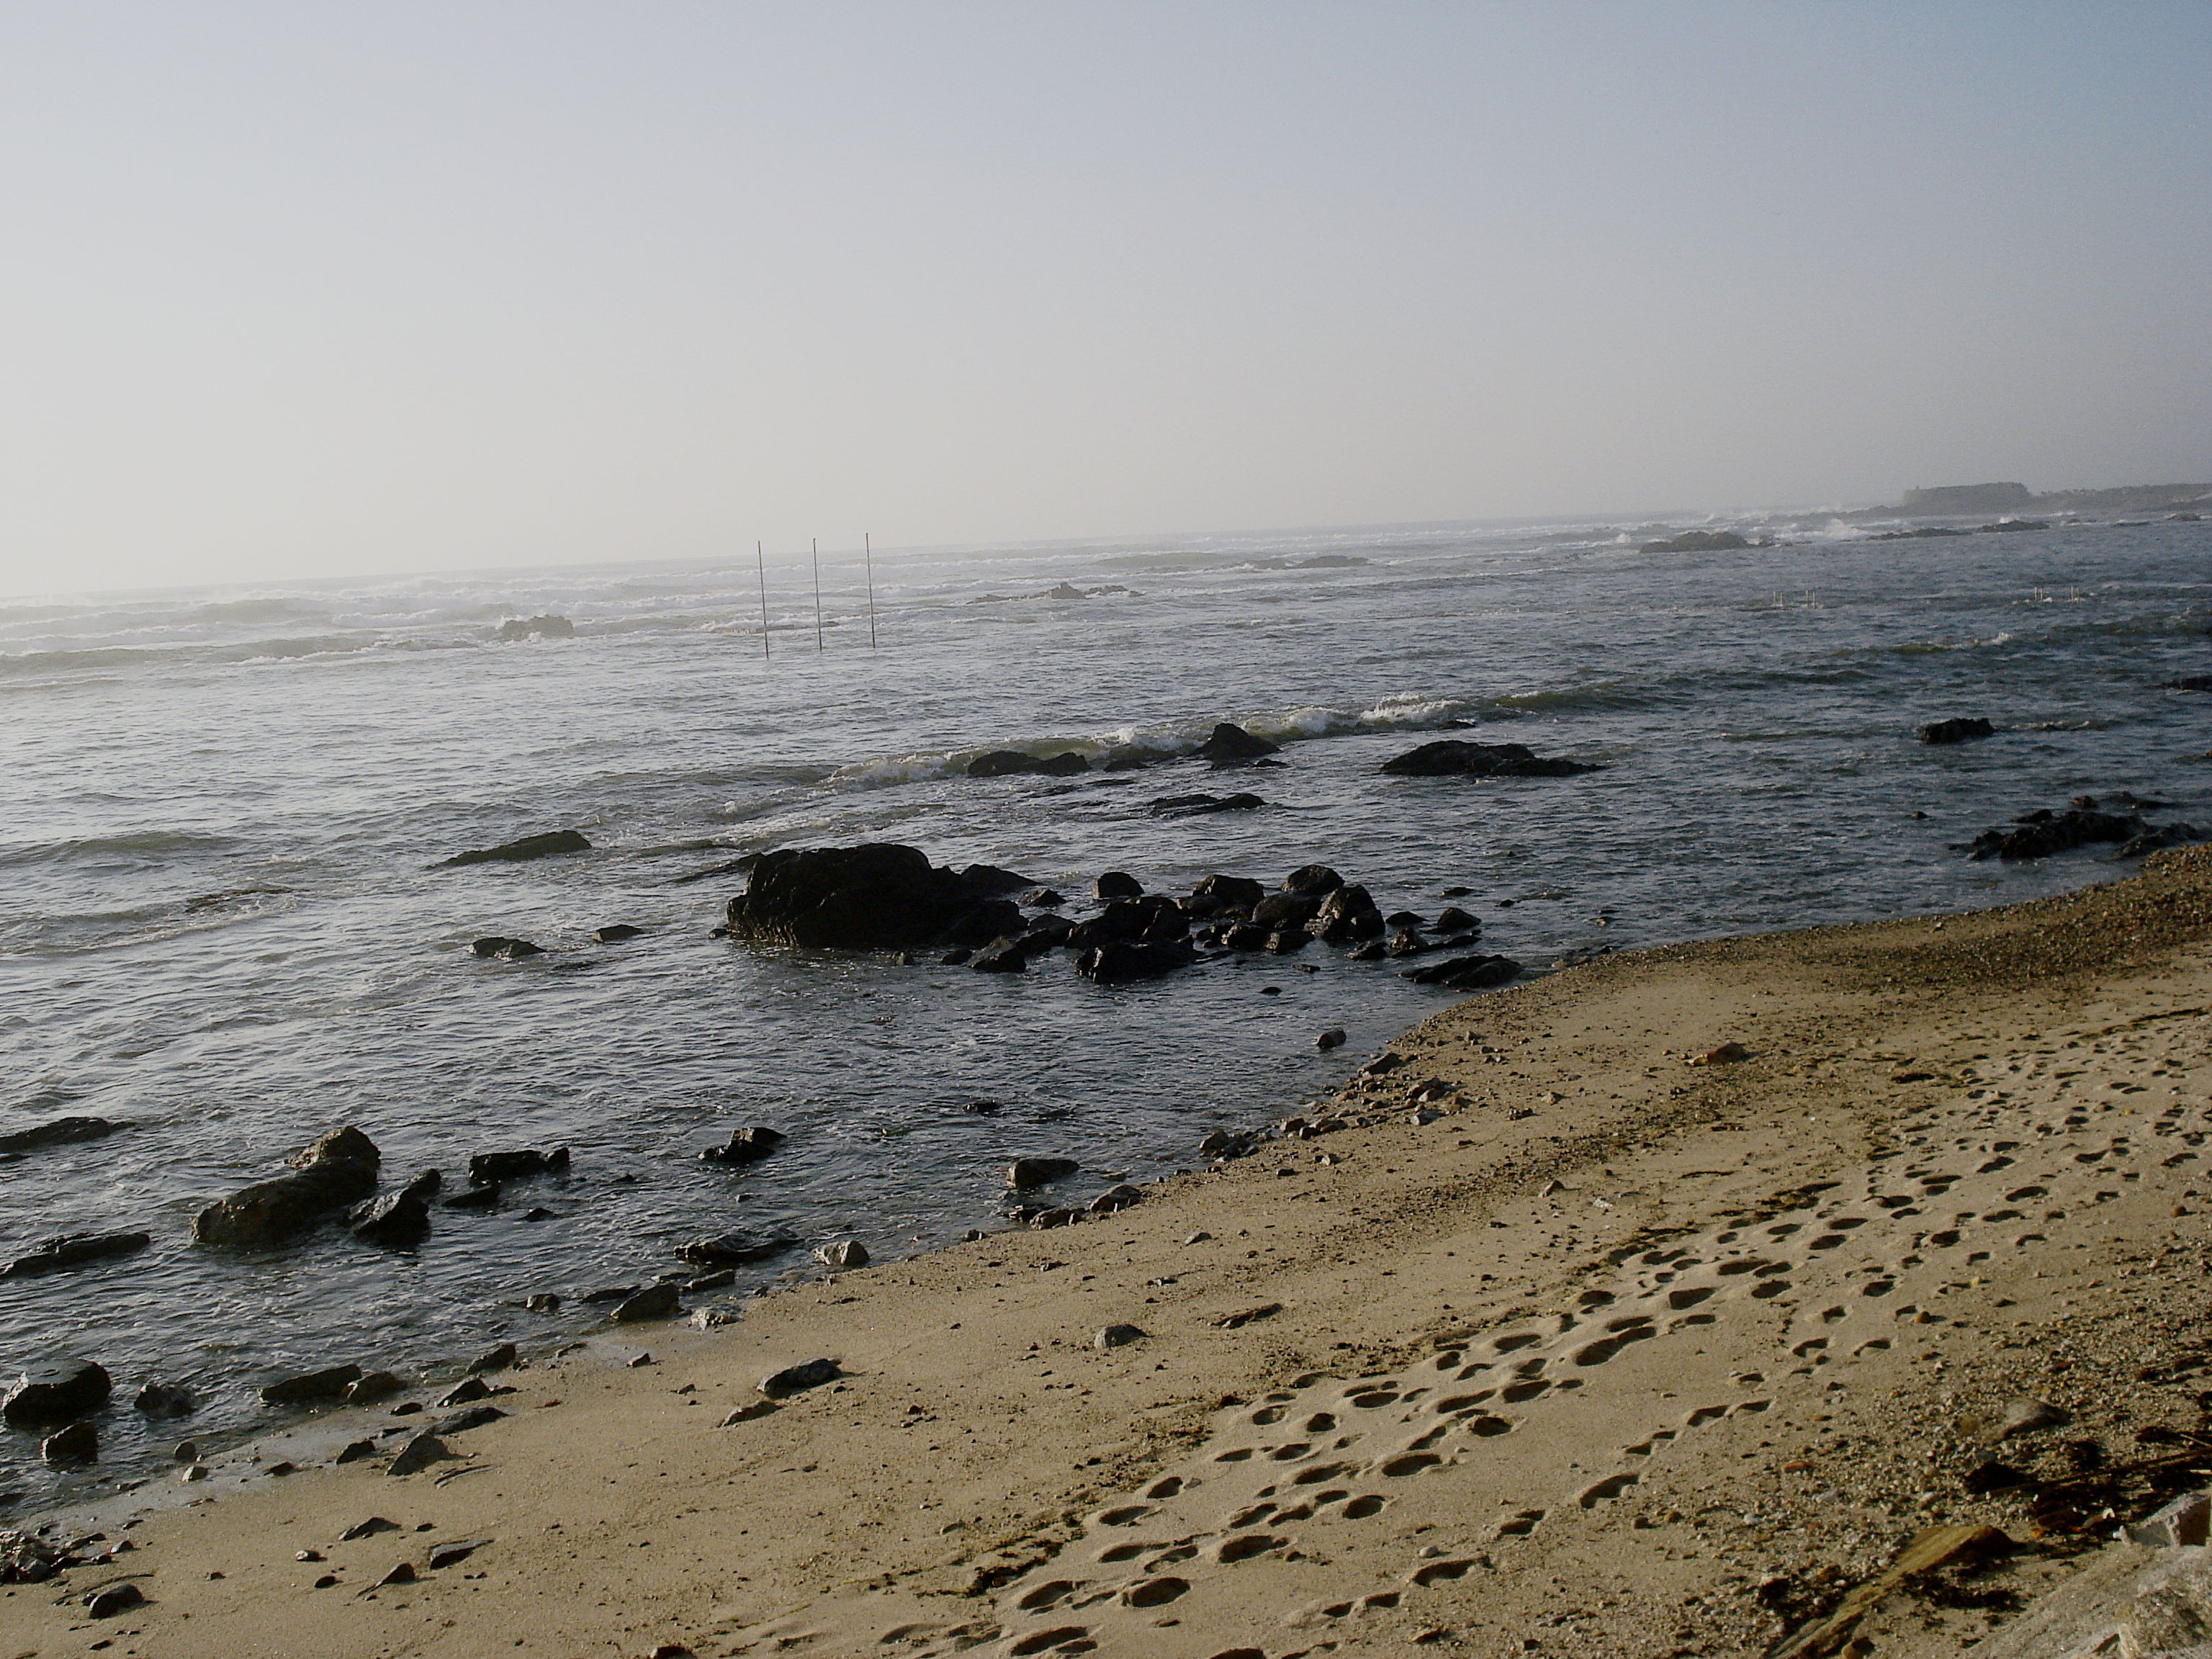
[13,846,2212,1658]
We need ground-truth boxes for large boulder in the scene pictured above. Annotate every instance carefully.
[350,1171,443,1248]
[1380,740,1596,778]
[1076,940,1197,983]
[727,845,1022,950]
[1307,885,1385,942]
[439,829,591,867]
[1,1359,112,1429]
[1962,805,2146,861]
[192,1126,382,1247]
[1193,722,1280,763]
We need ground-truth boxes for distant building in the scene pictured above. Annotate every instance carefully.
[1899,482,2033,514]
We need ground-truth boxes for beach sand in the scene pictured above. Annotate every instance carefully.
[14,848,2212,1658]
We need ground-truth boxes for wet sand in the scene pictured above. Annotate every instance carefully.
[14,847,2212,1658]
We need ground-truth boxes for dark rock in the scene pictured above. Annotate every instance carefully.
[1441,885,1473,897]
[493,614,574,641]
[1264,930,1311,955]
[970,940,1029,973]
[1192,723,1279,763]
[467,1342,519,1375]
[1637,529,1750,554]
[1076,939,1196,982]
[1087,1184,1144,1213]
[133,1382,197,1416]
[523,1293,562,1313]
[1019,887,1064,907]
[426,1537,489,1570]
[960,863,1038,896]
[682,1232,799,1266]
[340,1516,401,1541]
[940,947,973,965]
[1025,1207,1079,1229]
[1316,1028,1347,1051]
[2118,823,2208,858]
[1280,864,1344,896]
[261,1364,364,1407]
[437,1377,493,1408]
[1434,907,1478,932]
[1380,739,1596,778]
[613,1285,681,1323]
[1148,792,1264,817]
[0,1231,152,1279]
[1223,922,1270,951]
[593,924,645,943]
[0,1529,68,1581]
[759,1358,840,1398]
[1961,1460,2031,1494]
[469,936,544,960]
[440,829,591,867]
[699,1126,786,1166]
[38,1421,97,1463]
[1308,885,1385,942]
[579,1285,639,1305]
[1094,1324,1146,1349]
[1251,892,1321,930]
[444,1184,500,1210]
[0,1115,130,1157]
[1347,940,1387,961]
[386,1433,448,1477]
[3,1359,112,1429]
[84,1580,143,1617]
[468,1148,569,1186]
[814,1240,869,1269]
[1387,928,1432,956]
[1019,912,1074,948]
[351,1170,442,1247]
[343,1372,405,1404]
[1919,716,1995,745]
[966,750,1088,778]
[728,844,1023,950]
[684,1268,736,1291]
[2166,674,2212,691]
[1974,518,2047,533]
[1385,910,1423,927]
[431,1405,507,1436]
[1963,806,2148,861]
[192,1126,381,1247]
[1403,953,1522,990]
[1192,873,1264,909]
[334,1439,378,1464]
[1094,871,1144,899]
[1007,1157,1079,1190]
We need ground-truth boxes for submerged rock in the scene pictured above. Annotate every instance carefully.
[493,615,575,641]
[1918,716,1995,744]
[727,844,1020,950]
[350,1170,441,1248]
[1380,739,1597,778]
[967,750,1089,778]
[1961,805,2149,860]
[1192,722,1280,763]
[0,1231,151,1279]
[261,1364,364,1406]
[683,1232,799,1266]
[593,924,645,943]
[192,1126,382,1247]
[0,1115,130,1159]
[1094,871,1144,899]
[699,1126,786,1166]
[1006,1157,1079,1190]
[40,1421,97,1464]
[439,829,591,867]
[1403,953,1522,990]
[468,1147,569,1185]
[1148,792,1264,817]
[134,1382,198,1416]
[1076,939,1196,982]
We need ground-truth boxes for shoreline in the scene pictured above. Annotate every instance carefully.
[12,849,2212,1657]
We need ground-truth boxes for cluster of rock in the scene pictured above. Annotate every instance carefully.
[1638,529,1776,554]
[724,841,1521,992]
[1868,519,2049,539]
[965,721,1282,779]
[493,614,574,641]
[1957,795,2203,862]
[0,1357,199,1470]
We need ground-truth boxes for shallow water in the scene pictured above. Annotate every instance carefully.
[4,511,2208,1506]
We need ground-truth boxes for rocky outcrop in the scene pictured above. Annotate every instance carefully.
[700,1126,786,1165]
[1380,739,1597,778]
[727,844,1024,950]
[439,830,591,867]
[192,1127,382,1247]
[1963,806,2149,861]
[1192,723,1279,763]
[494,615,575,641]
[1639,529,1752,554]
[1920,717,1995,745]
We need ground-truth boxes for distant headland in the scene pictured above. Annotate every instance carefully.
[1883,479,2211,516]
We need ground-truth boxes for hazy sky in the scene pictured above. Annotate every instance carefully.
[2,2,2208,594]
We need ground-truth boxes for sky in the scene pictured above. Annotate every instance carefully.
[1,2,2208,595]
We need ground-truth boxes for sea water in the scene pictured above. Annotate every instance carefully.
[4,511,2208,1506]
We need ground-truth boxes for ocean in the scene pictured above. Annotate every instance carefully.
[4,509,2208,1508]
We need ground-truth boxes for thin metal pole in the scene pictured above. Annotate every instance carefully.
[755,541,769,659]
[811,538,824,652]
[864,532,878,649]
